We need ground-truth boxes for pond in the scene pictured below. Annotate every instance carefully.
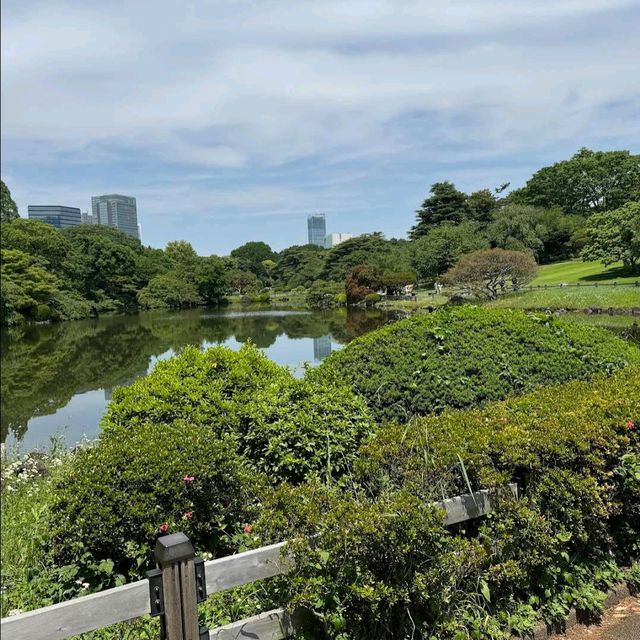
[1,306,400,450]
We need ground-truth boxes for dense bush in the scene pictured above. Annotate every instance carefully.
[311,306,640,423]
[48,421,259,575]
[48,343,371,574]
[104,344,372,484]
[255,369,640,639]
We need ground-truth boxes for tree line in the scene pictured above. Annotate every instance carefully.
[1,147,638,324]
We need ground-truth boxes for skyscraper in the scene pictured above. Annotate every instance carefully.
[307,213,326,247]
[81,211,98,224]
[324,232,353,248]
[91,194,139,239]
[28,205,81,229]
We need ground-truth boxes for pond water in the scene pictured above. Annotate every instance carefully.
[1,306,399,451]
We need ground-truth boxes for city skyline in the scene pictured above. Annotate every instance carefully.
[2,1,639,255]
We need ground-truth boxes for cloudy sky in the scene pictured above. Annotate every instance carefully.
[2,1,639,255]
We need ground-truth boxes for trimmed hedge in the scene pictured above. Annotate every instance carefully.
[255,369,640,639]
[311,306,640,423]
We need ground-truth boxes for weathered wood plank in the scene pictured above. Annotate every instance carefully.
[0,579,149,640]
[204,541,292,595]
[436,483,518,525]
[208,608,294,640]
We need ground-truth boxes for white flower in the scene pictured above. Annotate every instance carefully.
[8,609,22,617]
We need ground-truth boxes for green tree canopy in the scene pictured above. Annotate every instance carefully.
[465,188,499,223]
[1,218,72,273]
[271,244,326,289]
[321,233,387,282]
[0,179,19,223]
[516,148,640,215]
[487,204,545,258]
[411,221,489,282]
[230,241,277,280]
[581,201,640,273]
[410,181,468,238]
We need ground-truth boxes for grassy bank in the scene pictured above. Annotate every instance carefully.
[530,260,638,286]
[486,286,639,310]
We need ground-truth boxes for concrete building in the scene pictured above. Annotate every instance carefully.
[91,194,139,239]
[28,205,81,229]
[324,232,353,249]
[81,211,98,225]
[307,213,326,247]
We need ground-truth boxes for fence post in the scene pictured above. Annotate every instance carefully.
[153,533,202,640]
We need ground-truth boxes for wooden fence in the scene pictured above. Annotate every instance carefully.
[1,484,518,640]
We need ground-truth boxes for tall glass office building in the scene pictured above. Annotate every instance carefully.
[91,194,139,239]
[27,205,81,229]
[307,213,326,247]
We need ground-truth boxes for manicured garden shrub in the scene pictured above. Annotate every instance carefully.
[311,306,640,423]
[253,369,640,639]
[104,343,372,484]
[48,421,259,576]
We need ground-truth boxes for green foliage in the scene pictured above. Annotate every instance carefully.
[256,370,640,639]
[486,204,545,257]
[230,241,277,280]
[137,272,202,308]
[411,222,489,281]
[410,181,468,238]
[48,421,259,576]
[466,189,499,223]
[305,281,343,308]
[271,244,326,290]
[321,234,389,283]
[515,148,640,215]
[0,179,19,222]
[311,306,640,423]
[581,201,640,273]
[0,249,61,323]
[103,344,371,484]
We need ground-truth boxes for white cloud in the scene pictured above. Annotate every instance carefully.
[1,0,639,249]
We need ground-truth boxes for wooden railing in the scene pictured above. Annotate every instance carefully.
[1,484,517,640]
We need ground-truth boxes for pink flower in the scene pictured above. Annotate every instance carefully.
[159,522,170,533]
[627,420,635,431]
[183,475,195,483]
[183,511,194,519]
[243,524,253,534]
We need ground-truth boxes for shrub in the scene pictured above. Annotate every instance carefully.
[311,306,640,423]
[104,344,372,484]
[364,292,381,306]
[254,369,640,639]
[48,421,259,576]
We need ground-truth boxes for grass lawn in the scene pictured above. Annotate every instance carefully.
[487,286,640,310]
[531,260,638,285]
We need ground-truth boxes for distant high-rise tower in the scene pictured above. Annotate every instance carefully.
[81,211,98,225]
[28,205,81,229]
[91,194,139,239]
[324,232,353,249]
[307,213,326,247]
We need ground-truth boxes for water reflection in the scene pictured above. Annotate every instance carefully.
[313,335,332,361]
[1,306,397,448]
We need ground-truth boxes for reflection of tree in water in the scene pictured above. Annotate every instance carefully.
[2,308,399,442]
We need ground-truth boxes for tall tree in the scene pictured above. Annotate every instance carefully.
[1,180,19,223]
[230,241,277,280]
[517,148,640,215]
[581,201,640,273]
[465,189,499,223]
[411,222,489,281]
[410,182,468,238]
[486,205,545,258]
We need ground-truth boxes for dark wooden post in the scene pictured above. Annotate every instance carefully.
[154,533,201,640]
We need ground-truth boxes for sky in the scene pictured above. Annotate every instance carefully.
[2,1,639,256]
